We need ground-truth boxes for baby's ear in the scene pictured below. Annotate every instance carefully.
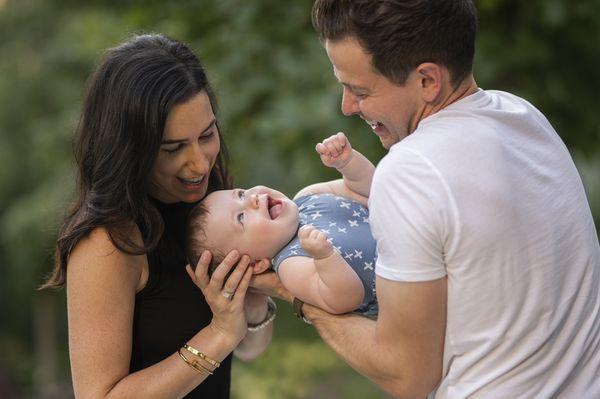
[252,258,272,274]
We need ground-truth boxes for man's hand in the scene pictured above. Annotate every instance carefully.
[316,132,353,170]
[250,271,294,303]
[299,225,334,260]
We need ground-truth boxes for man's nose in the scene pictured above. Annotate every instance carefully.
[341,88,359,116]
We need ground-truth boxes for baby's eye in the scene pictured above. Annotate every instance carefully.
[237,213,244,225]
[238,190,245,199]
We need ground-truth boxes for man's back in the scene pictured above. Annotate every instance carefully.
[371,89,600,397]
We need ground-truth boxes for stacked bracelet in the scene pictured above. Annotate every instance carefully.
[183,343,221,368]
[178,349,214,375]
[247,297,277,332]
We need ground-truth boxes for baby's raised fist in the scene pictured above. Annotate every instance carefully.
[315,132,354,170]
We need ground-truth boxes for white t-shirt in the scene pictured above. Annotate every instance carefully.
[369,89,600,398]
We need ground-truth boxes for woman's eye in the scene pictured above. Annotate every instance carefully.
[163,144,183,154]
[237,213,244,225]
[199,131,215,141]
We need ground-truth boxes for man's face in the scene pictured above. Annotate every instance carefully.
[201,186,299,261]
[325,37,423,149]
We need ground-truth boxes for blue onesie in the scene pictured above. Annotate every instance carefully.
[272,194,378,316]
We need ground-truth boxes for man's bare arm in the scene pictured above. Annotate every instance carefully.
[303,276,447,398]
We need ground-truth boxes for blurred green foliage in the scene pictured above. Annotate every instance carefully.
[0,0,598,397]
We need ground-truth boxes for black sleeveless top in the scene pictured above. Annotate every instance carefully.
[130,200,232,398]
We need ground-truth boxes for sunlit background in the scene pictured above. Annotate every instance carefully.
[1,0,598,398]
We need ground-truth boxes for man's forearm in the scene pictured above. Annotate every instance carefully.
[302,305,407,397]
[302,276,447,398]
[338,150,375,198]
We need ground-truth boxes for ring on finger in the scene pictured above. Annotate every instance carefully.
[222,290,235,300]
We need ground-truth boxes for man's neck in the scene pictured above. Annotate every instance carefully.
[412,75,478,132]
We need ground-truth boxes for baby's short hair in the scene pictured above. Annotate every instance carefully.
[186,201,227,276]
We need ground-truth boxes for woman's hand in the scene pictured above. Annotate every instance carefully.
[186,250,253,346]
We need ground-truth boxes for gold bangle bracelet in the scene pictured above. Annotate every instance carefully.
[183,343,221,368]
[178,349,213,375]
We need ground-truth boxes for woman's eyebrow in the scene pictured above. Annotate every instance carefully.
[161,118,216,144]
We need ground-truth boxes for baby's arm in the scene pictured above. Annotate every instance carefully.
[277,225,364,314]
[294,133,375,205]
[317,132,375,198]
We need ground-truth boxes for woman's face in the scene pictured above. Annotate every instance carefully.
[149,91,221,204]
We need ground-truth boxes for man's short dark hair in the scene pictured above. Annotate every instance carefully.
[312,0,478,87]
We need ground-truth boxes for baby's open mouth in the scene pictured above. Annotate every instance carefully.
[267,197,283,220]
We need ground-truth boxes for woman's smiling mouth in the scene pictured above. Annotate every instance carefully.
[177,175,205,187]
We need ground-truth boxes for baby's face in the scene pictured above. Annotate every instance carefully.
[201,186,299,260]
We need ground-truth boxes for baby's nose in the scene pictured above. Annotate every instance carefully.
[247,194,260,209]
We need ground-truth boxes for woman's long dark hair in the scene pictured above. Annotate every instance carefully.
[41,34,231,289]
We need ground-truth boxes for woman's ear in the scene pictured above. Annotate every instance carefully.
[252,258,272,274]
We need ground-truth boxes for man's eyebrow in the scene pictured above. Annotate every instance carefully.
[342,82,369,94]
[333,66,369,94]
[161,118,216,144]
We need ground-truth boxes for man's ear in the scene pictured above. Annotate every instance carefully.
[416,62,446,103]
[251,258,272,274]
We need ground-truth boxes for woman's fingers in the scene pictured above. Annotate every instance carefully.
[231,265,254,307]
[185,264,196,283]
[209,250,240,290]
[187,250,212,288]
[221,254,251,296]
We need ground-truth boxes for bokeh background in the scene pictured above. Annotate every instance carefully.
[1,0,599,398]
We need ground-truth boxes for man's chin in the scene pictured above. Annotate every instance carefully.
[379,134,399,150]
[372,125,398,149]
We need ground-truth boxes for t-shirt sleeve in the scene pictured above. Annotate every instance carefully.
[370,147,457,282]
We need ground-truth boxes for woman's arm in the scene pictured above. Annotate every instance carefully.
[67,227,252,398]
[233,292,273,362]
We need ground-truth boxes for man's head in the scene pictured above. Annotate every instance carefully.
[186,186,300,275]
[312,0,478,147]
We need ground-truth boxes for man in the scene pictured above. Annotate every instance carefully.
[294,1,600,397]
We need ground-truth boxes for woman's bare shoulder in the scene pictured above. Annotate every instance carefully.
[67,224,147,291]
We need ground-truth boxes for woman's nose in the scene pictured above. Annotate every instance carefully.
[186,144,211,174]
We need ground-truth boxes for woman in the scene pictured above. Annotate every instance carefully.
[41,34,273,398]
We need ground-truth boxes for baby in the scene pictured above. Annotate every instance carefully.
[186,133,378,316]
